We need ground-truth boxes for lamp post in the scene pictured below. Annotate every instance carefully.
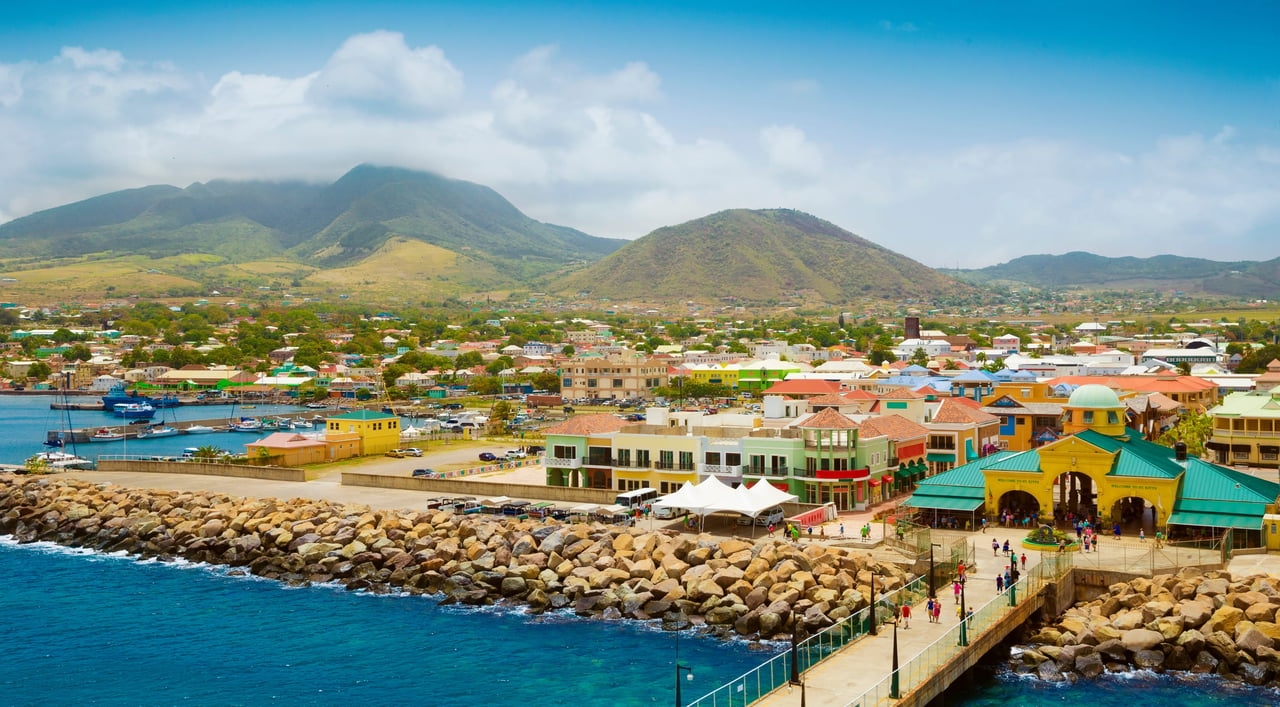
[868,571,877,636]
[958,576,969,647]
[789,625,808,706]
[889,610,901,698]
[674,626,694,707]
[929,542,942,599]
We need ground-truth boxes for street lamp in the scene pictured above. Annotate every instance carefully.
[674,626,694,707]
[929,542,942,599]
[789,625,808,706]
[868,571,877,636]
[889,609,901,698]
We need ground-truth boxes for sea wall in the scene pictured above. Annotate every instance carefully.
[340,472,616,505]
[0,474,910,640]
[1016,568,1280,687]
[98,459,306,482]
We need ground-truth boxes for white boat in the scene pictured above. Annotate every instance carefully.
[27,451,95,470]
[89,427,126,442]
[136,425,179,439]
[113,402,157,419]
[183,425,216,434]
[230,417,263,432]
[289,419,313,429]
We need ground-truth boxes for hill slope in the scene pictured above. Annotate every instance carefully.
[0,165,625,290]
[959,251,1280,298]
[556,209,979,303]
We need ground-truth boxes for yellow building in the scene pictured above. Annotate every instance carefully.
[909,384,1280,546]
[325,410,400,456]
[979,381,1070,451]
[687,363,741,390]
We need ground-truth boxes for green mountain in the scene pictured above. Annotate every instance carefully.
[958,251,1280,298]
[555,208,980,304]
[0,165,625,285]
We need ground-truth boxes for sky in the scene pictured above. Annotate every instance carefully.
[0,0,1277,268]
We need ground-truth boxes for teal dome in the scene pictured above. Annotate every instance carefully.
[1067,384,1121,409]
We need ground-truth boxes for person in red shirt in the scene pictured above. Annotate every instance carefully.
[900,603,911,629]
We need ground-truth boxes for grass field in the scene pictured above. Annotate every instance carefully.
[304,237,508,297]
[0,254,204,300]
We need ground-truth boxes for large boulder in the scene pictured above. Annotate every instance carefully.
[1075,652,1105,679]
[1204,606,1244,635]
[1236,627,1276,656]
[1133,649,1165,670]
[1176,600,1212,628]
[1120,628,1164,653]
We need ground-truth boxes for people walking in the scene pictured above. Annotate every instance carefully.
[900,603,911,629]
[932,600,941,624]
[926,597,935,623]
[996,574,1004,593]
[953,580,962,605]
[992,539,999,556]
[1020,553,1027,569]
[1002,539,1010,553]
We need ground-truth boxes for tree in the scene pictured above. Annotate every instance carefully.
[454,351,483,369]
[469,376,502,396]
[909,347,930,367]
[491,400,514,422]
[1159,409,1213,459]
[26,361,52,381]
[868,347,897,366]
[561,345,575,356]
[64,344,92,362]
[531,371,561,392]
[193,445,224,460]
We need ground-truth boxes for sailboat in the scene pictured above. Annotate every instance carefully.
[136,400,179,438]
[33,372,94,470]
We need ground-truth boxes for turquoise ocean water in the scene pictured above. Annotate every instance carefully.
[2,395,1278,704]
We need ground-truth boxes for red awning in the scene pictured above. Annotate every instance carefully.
[868,479,881,486]
[881,475,893,483]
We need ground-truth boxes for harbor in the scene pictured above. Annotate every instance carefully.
[46,410,331,445]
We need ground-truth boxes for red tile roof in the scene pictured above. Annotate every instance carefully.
[795,407,861,430]
[858,414,929,441]
[932,398,1000,425]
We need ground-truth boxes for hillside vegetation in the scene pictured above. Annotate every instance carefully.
[0,165,624,297]
[959,251,1280,299]
[556,208,979,304]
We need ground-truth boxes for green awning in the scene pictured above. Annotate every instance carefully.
[904,494,983,512]
[1167,511,1262,531]
[925,453,956,463]
[895,467,914,480]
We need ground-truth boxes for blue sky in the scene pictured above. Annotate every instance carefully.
[1,1,1277,267]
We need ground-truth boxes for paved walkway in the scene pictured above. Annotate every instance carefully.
[758,538,1023,707]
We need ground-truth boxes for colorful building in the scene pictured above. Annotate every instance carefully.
[907,384,1280,546]
[324,410,400,456]
[979,380,1071,451]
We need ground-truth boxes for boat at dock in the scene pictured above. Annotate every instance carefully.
[113,402,157,420]
[229,417,263,433]
[135,424,179,439]
[26,451,94,470]
[182,424,216,434]
[100,382,180,411]
[89,427,126,442]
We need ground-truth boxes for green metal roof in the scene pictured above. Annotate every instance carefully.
[1167,510,1262,530]
[981,450,1042,472]
[1073,429,1126,453]
[1209,390,1280,420]
[903,494,983,512]
[917,451,1016,490]
[1108,453,1183,479]
[1179,458,1280,504]
[1174,498,1267,517]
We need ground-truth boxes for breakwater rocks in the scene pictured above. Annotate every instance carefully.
[1017,568,1280,687]
[0,475,910,640]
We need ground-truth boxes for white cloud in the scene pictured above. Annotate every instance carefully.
[0,35,1278,271]
[307,31,463,115]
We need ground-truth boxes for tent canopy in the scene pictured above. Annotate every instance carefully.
[653,477,797,518]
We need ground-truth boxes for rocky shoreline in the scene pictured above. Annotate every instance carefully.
[0,475,910,640]
[1016,569,1280,687]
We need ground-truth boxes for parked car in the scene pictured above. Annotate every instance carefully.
[504,450,526,459]
[385,449,406,458]
[478,452,498,461]
[402,447,423,457]
[411,468,437,477]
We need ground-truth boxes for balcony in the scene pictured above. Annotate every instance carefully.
[545,457,582,469]
[698,463,745,476]
[613,459,651,469]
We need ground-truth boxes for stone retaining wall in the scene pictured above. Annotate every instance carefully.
[340,472,617,504]
[98,459,305,482]
[0,474,912,642]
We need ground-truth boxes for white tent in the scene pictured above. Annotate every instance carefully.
[653,476,795,521]
[746,480,798,510]
[652,481,699,510]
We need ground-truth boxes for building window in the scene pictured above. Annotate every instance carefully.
[749,454,765,474]
[613,379,624,387]
[586,379,598,388]
[678,451,694,470]
[616,449,631,467]
[658,450,674,470]
[637,449,650,467]
[928,435,956,450]
[552,445,576,459]
[1083,411,1094,424]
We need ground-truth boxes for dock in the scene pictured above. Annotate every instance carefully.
[47,411,332,444]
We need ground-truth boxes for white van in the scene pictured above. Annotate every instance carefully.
[653,505,683,520]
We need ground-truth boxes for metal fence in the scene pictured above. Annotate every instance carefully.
[1067,532,1227,574]
[684,575,931,707]
[839,553,1074,707]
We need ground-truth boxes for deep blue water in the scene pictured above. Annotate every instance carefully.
[0,539,776,706]
[949,669,1278,706]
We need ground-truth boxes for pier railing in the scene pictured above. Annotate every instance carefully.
[839,553,1073,707]
[685,575,931,707]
